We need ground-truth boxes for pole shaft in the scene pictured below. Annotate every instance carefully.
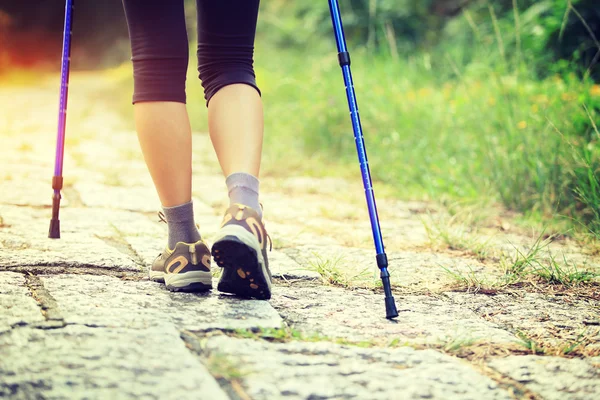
[328,0,384,255]
[53,0,74,182]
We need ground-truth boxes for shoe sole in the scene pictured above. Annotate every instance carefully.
[212,225,271,300]
[164,271,212,292]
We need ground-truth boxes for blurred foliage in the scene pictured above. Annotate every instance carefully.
[256,0,599,80]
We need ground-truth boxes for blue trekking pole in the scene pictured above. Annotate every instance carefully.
[49,0,74,239]
[328,0,398,319]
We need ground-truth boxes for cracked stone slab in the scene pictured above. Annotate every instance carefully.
[0,234,141,272]
[0,324,228,400]
[445,292,600,353]
[0,206,162,272]
[489,355,600,400]
[199,335,512,400]
[0,272,44,334]
[270,284,516,345]
[42,274,283,331]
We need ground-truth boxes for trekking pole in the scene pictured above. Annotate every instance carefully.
[327,0,398,319]
[49,0,74,239]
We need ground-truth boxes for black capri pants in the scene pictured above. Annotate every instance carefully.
[122,0,261,105]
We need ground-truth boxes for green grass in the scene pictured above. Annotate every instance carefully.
[204,352,250,381]
[441,265,498,293]
[421,210,494,261]
[501,231,598,286]
[306,253,374,288]
[229,327,376,348]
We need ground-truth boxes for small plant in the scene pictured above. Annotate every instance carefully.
[516,330,544,355]
[440,264,498,293]
[422,211,493,261]
[533,252,598,286]
[501,230,598,286]
[306,253,372,288]
[501,233,551,277]
[515,328,600,357]
[229,327,376,348]
[442,336,477,354]
[205,352,250,381]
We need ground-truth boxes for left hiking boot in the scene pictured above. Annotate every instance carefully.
[151,240,212,292]
[211,204,272,300]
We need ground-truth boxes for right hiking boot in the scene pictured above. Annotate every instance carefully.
[151,240,212,292]
[211,204,272,300]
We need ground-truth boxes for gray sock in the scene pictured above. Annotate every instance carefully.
[226,172,261,218]
[162,201,201,249]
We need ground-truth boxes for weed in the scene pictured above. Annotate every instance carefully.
[516,330,544,355]
[441,264,499,293]
[306,253,373,288]
[501,231,598,286]
[442,336,477,354]
[501,232,551,277]
[515,328,600,357]
[533,252,598,286]
[422,211,493,261]
[229,327,376,348]
[205,352,250,381]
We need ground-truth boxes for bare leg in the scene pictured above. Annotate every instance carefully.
[207,84,263,178]
[134,102,192,207]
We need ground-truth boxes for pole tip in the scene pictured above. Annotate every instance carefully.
[385,296,398,319]
[48,219,60,239]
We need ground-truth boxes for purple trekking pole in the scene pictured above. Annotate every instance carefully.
[49,0,74,239]
[328,0,398,319]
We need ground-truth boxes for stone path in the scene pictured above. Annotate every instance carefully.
[1,74,599,399]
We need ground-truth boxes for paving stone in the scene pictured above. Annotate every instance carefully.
[192,196,219,217]
[75,181,160,212]
[0,207,161,272]
[42,274,283,331]
[200,335,511,400]
[445,292,600,351]
[0,324,228,400]
[192,176,229,209]
[270,284,516,345]
[0,179,69,208]
[123,235,162,268]
[0,234,141,272]
[0,272,44,334]
[265,221,340,248]
[489,355,600,400]
[1,204,154,239]
[269,250,320,280]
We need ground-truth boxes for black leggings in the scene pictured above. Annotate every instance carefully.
[122,0,261,105]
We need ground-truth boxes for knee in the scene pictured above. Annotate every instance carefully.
[197,44,261,105]
[131,52,189,104]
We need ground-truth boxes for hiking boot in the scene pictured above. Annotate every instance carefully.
[211,204,272,300]
[151,240,212,292]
